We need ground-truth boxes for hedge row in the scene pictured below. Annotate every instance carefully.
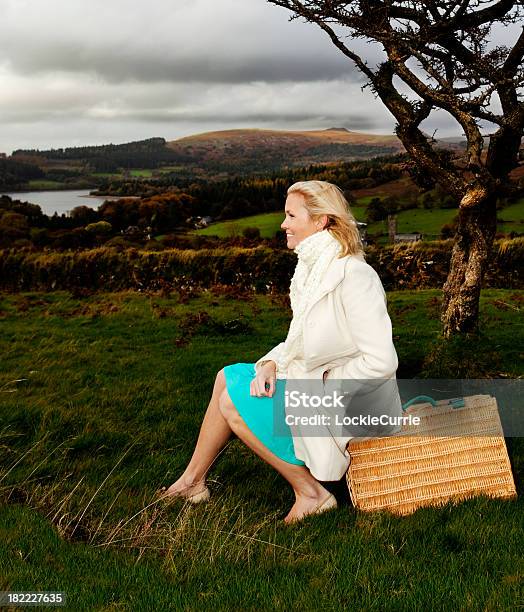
[0,238,522,293]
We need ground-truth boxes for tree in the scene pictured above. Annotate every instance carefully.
[242,226,261,239]
[268,0,524,337]
[70,205,98,226]
[85,221,113,235]
[366,197,388,222]
[421,192,436,209]
[0,211,29,244]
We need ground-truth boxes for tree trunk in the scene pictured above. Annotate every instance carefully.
[441,190,497,338]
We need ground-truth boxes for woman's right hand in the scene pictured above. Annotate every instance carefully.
[250,361,277,398]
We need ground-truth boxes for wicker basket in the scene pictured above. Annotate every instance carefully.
[346,394,517,515]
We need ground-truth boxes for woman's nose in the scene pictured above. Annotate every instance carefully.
[281,219,287,230]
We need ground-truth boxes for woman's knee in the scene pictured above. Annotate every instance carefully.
[215,368,226,393]
[218,388,238,422]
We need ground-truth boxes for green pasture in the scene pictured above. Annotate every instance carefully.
[91,167,183,180]
[91,169,151,178]
[128,166,187,176]
[353,194,387,205]
[195,198,524,242]
[194,211,286,238]
[497,198,524,234]
[194,206,368,238]
[91,172,121,179]
[129,169,153,177]
[0,288,522,609]
[158,166,185,173]
[27,180,66,190]
[366,208,458,240]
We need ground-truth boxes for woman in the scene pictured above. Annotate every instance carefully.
[158,181,400,523]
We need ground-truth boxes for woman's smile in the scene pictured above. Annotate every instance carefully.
[281,192,323,249]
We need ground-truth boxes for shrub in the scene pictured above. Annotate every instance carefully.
[0,238,522,293]
[104,236,139,251]
[29,227,49,247]
[143,239,165,251]
[85,221,112,234]
[440,223,455,239]
[242,226,261,240]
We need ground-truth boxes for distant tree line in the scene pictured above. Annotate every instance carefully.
[0,158,45,190]
[96,152,408,219]
[306,143,399,158]
[10,137,408,180]
[10,152,496,252]
[0,190,200,250]
[12,137,178,170]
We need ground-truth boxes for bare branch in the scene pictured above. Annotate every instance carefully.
[266,0,523,192]
[449,0,517,30]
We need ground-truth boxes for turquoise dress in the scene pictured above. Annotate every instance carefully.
[223,363,305,466]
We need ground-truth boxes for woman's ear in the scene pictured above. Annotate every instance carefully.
[316,214,328,230]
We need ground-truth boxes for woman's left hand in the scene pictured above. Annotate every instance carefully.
[250,362,276,398]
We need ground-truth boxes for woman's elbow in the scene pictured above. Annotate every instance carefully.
[388,351,399,376]
[368,349,398,378]
[384,348,399,377]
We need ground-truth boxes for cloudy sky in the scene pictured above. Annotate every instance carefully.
[0,0,519,154]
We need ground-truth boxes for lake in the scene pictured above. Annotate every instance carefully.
[1,189,119,217]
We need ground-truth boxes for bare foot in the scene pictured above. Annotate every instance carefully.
[284,490,337,524]
[156,476,209,502]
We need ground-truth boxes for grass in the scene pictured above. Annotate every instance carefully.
[354,194,387,205]
[194,198,524,242]
[129,169,153,178]
[26,180,67,190]
[194,212,286,238]
[90,168,186,182]
[497,198,524,234]
[367,208,457,237]
[0,288,522,609]
[194,206,367,238]
[91,172,122,179]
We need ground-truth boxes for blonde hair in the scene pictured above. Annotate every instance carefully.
[287,180,365,259]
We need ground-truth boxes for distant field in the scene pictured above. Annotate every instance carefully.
[92,172,121,178]
[352,194,387,205]
[158,165,185,173]
[92,167,184,180]
[194,205,368,238]
[129,169,153,177]
[27,179,66,189]
[130,168,185,177]
[497,198,524,234]
[195,198,524,241]
[195,212,285,238]
[367,208,457,239]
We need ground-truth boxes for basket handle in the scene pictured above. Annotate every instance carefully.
[401,395,465,412]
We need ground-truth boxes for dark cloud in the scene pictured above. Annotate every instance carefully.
[1,0,514,152]
[3,42,363,85]
[0,0,374,85]
[82,108,375,127]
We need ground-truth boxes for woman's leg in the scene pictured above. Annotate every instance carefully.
[217,387,334,523]
[163,368,233,496]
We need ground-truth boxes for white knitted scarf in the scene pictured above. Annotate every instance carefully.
[276,229,342,373]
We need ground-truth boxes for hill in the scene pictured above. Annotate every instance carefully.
[7,128,470,188]
[166,127,459,174]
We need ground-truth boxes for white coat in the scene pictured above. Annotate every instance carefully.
[255,254,402,481]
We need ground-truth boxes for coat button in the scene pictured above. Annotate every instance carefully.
[308,321,315,327]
